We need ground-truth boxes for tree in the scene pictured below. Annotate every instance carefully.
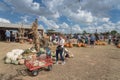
[46,29,55,34]
[111,30,117,35]
[83,30,87,34]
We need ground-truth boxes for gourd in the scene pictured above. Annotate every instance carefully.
[5,58,11,64]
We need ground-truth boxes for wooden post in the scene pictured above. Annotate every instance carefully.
[32,19,40,52]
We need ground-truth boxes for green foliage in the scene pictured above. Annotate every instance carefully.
[111,30,117,35]
[23,49,32,54]
[83,30,87,34]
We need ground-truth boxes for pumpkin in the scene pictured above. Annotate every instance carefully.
[5,58,11,64]
[82,44,87,47]
[19,40,24,44]
[14,61,19,65]
[69,54,74,58]
[64,43,68,47]
[102,42,106,45]
[95,41,98,45]
[77,43,81,47]
[69,43,73,48]
[17,55,23,60]
[64,43,69,47]
[11,60,19,65]
[117,44,120,48]
[32,54,37,61]
[18,59,25,65]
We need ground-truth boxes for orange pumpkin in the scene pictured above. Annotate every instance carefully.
[83,44,87,47]
[69,43,73,48]
[19,40,24,44]
[66,44,69,47]
[64,43,67,47]
[78,43,82,47]
[117,44,120,48]
[102,42,106,45]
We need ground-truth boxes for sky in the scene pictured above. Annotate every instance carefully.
[0,0,120,33]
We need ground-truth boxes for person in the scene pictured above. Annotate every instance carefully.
[5,30,10,42]
[108,34,112,44]
[77,34,81,43]
[90,34,96,47]
[114,36,119,46]
[11,32,16,42]
[55,35,65,65]
[52,34,56,42]
[85,35,88,44]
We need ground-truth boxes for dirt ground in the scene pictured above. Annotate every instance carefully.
[0,42,120,80]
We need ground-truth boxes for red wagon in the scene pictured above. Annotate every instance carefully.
[25,56,53,76]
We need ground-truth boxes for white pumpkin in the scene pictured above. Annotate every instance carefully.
[11,55,18,61]
[14,61,19,65]
[18,59,25,65]
[6,52,14,59]
[17,55,23,60]
[5,58,11,64]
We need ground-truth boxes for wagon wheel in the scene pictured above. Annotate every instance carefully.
[47,65,52,71]
[32,70,39,76]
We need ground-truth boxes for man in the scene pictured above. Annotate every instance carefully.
[5,30,10,42]
[90,34,96,47]
[77,34,81,43]
[56,35,65,65]
[108,34,112,44]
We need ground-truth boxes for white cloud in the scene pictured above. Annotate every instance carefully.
[59,22,69,29]
[101,18,110,22]
[31,2,40,10]
[80,0,120,17]
[20,16,30,23]
[82,21,120,33]
[39,24,44,30]
[72,24,82,33]
[4,0,55,17]
[38,16,59,29]
[65,9,94,23]
[0,18,11,23]
[43,0,94,23]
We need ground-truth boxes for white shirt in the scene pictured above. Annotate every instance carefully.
[109,35,112,39]
[58,38,65,47]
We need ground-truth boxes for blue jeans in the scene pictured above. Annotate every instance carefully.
[56,48,64,61]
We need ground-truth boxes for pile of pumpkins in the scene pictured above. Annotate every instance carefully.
[64,43,73,48]
[95,41,107,45]
[64,42,87,48]
[77,43,87,47]
[5,49,25,65]
[4,48,37,65]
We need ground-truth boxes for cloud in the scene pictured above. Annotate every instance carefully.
[20,16,30,23]
[0,18,11,23]
[72,24,82,33]
[59,22,69,29]
[39,24,44,30]
[82,21,120,33]
[80,0,120,17]
[43,0,94,23]
[4,0,59,18]
[38,16,59,29]
[101,18,110,22]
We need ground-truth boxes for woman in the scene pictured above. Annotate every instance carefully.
[55,35,65,65]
